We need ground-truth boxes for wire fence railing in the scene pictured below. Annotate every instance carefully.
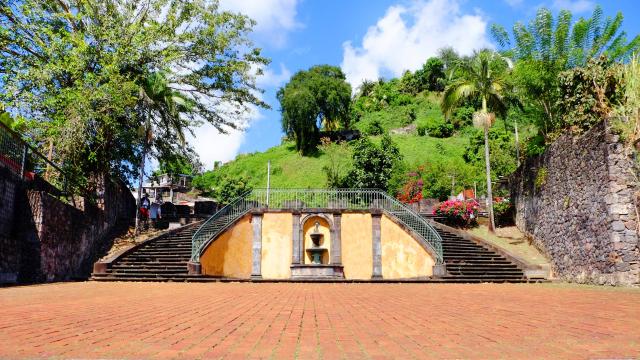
[0,121,70,196]
[191,188,444,264]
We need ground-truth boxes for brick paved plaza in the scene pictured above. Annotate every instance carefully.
[0,282,639,359]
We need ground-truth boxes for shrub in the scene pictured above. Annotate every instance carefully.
[365,119,384,135]
[344,135,402,191]
[396,171,424,204]
[391,94,414,106]
[215,175,252,204]
[452,106,474,129]
[417,124,427,136]
[493,199,514,227]
[399,105,417,126]
[433,199,479,228]
[426,121,454,138]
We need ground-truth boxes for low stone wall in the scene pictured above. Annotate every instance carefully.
[0,172,135,283]
[511,121,639,285]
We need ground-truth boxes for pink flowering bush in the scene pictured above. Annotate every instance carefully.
[432,199,479,228]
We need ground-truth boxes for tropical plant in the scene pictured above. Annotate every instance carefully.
[135,71,193,232]
[491,6,640,136]
[442,50,512,232]
[556,56,624,134]
[396,170,424,204]
[433,199,479,228]
[278,65,352,154]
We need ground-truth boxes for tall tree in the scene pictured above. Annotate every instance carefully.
[0,0,269,194]
[278,65,352,155]
[135,71,192,233]
[442,50,512,232]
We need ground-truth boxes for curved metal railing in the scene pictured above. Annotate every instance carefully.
[191,189,443,264]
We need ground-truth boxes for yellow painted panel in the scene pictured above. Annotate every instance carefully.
[302,216,331,264]
[341,213,373,279]
[381,215,434,279]
[200,214,252,278]
[261,213,293,279]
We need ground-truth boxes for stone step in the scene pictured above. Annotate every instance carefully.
[447,270,525,276]
[106,268,188,275]
[91,274,220,283]
[111,263,187,270]
[445,264,519,269]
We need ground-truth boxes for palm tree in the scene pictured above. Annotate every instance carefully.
[441,50,511,232]
[135,71,192,233]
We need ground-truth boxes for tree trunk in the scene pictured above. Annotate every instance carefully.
[135,143,146,235]
[484,125,495,233]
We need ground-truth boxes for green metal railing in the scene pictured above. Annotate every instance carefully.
[191,189,443,264]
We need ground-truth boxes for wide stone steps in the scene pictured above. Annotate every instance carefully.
[93,217,544,283]
[91,224,222,282]
[433,225,536,283]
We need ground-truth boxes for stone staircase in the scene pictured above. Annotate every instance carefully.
[92,220,545,283]
[435,226,544,283]
[91,225,216,282]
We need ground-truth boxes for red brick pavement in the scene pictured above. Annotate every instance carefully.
[0,282,639,359]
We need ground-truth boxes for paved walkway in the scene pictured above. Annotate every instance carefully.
[0,282,638,359]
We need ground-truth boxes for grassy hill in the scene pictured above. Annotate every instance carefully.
[193,91,519,198]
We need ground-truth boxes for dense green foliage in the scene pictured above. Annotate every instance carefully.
[343,135,402,191]
[277,65,351,154]
[556,56,624,132]
[213,175,253,204]
[0,0,268,193]
[492,6,640,140]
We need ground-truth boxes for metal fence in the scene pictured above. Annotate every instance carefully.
[0,121,69,195]
[191,188,444,264]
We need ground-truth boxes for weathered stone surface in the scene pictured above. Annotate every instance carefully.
[0,172,134,283]
[511,122,640,286]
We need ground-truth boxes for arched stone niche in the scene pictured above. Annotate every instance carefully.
[301,214,332,264]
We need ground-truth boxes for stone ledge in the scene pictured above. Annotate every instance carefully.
[290,264,344,279]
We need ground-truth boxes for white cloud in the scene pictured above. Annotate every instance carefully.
[551,0,595,13]
[256,63,292,88]
[187,125,246,169]
[219,0,302,47]
[186,102,264,170]
[340,0,492,88]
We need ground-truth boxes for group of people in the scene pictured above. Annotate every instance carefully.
[139,193,162,228]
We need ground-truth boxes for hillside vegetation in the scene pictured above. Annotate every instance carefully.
[193,91,520,199]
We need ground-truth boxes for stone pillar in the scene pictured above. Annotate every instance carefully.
[371,211,383,279]
[251,213,263,279]
[331,213,342,265]
[292,211,301,265]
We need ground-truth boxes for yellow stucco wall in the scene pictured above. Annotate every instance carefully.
[261,213,293,279]
[302,216,331,264]
[199,214,252,278]
[380,215,434,278]
[198,211,434,280]
[340,213,373,279]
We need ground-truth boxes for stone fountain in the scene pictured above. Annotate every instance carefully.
[306,221,327,264]
[290,218,344,280]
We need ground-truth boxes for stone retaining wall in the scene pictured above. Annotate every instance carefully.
[511,121,639,285]
[0,172,135,283]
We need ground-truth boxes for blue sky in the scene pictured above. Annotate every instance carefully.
[189,0,640,169]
